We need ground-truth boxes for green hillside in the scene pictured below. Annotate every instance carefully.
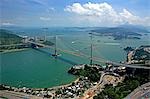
[0,29,23,45]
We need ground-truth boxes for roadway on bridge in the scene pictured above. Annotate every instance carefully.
[28,40,150,69]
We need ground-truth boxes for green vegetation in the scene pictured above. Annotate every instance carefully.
[127,46,150,65]
[94,79,139,99]
[55,90,62,95]
[0,96,8,99]
[90,25,150,40]
[94,68,150,99]
[133,48,150,61]
[124,47,134,52]
[68,65,103,82]
[0,29,23,45]
[0,29,26,52]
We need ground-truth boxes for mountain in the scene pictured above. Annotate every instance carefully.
[90,25,149,40]
[0,29,23,45]
[118,24,150,33]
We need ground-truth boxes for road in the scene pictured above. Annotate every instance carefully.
[125,82,150,99]
[0,90,43,99]
[81,72,123,99]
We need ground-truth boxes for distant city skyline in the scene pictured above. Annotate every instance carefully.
[1,0,150,27]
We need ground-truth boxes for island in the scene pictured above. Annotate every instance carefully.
[1,45,149,99]
[126,45,150,65]
[0,29,23,45]
[90,25,149,40]
[0,31,150,99]
[0,29,54,53]
[94,45,150,99]
[123,46,134,52]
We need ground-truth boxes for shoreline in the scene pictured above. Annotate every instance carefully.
[1,77,80,90]
[47,77,80,90]
[0,48,30,54]
[0,77,80,98]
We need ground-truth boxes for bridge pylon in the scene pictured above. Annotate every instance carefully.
[90,33,93,66]
[52,35,60,57]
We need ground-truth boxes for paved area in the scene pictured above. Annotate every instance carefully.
[0,90,43,99]
[80,73,123,99]
[125,82,150,99]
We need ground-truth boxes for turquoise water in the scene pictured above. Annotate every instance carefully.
[1,49,76,88]
[0,28,149,88]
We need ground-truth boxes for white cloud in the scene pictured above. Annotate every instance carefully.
[65,2,150,26]
[119,9,150,26]
[40,17,51,21]
[27,0,46,6]
[49,7,55,11]
[1,22,15,26]
[46,7,55,14]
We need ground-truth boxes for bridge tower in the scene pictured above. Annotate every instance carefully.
[52,35,58,57]
[44,35,46,41]
[90,33,93,65]
[54,35,57,56]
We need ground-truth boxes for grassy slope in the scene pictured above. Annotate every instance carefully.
[0,29,23,45]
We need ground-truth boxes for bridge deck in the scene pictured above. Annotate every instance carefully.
[28,41,150,69]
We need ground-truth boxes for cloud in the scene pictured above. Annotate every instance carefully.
[46,7,55,13]
[120,9,150,26]
[40,17,51,21]
[26,0,46,6]
[65,2,150,26]
[1,22,15,26]
[49,7,55,11]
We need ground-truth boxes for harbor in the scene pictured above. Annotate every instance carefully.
[0,28,150,99]
[1,0,150,98]
[1,31,150,88]
[0,64,125,99]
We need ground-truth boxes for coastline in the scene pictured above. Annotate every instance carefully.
[0,77,80,98]
[47,78,80,90]
[0,48,29,54]
[1,77,80,90]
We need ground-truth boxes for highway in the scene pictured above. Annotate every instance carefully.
[0,90,42,99]
[125,82,150,99]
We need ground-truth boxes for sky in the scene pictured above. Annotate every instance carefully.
[0,0,150,27]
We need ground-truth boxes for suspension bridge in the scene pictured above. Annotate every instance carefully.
[27,35,150,70]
